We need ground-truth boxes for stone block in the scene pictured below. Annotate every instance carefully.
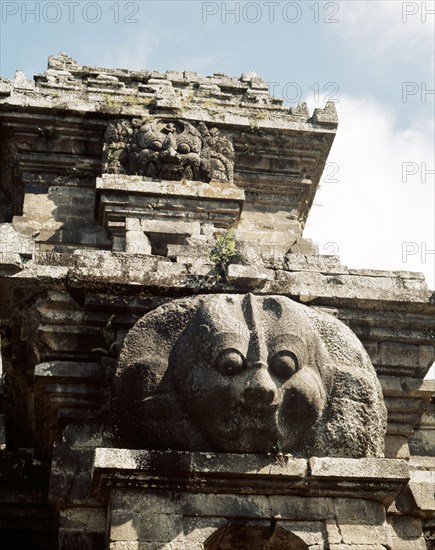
[384,435,410,459]
[278,521,325,546]
[387,516,426,550]
[290,238,317,255]
[326,519,342,544]
[140,219,200,236]
[177,493,273,519]
[333,499,385,524]
[60,508,106,531]
[0,223,35,267]
[419,345,435,370]
[267,496,352,521]
[176,255,210,268]
[190,453,307,478]
[396,473,435,516]
[136,513,184,543]
[125,218,141,231]
[403,278,427,290]
[361,341,379,364]
[337,523,389,545]
[111,490,175,515]
[155,262,186,277]
[126,231,152,255]
[378,342,419,368]
[227,264,274,287]
[181,517,227,545]
[59,529,105,550]
[309,458,409,482]
[110,512,140,541]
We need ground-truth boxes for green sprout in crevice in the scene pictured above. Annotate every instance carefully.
[271,441,289,468]
[209,229,237,283]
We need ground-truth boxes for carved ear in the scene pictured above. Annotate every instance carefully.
[312,333,335,396]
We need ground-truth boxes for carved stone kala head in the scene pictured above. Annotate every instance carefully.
[130,120,203,181]
[103,118,234,183]
[112,295,387,457]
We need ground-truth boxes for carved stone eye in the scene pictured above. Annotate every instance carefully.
[214,349,245,376]
[269,351,298,380]
[178,142,191,154]
[150,140,162,151]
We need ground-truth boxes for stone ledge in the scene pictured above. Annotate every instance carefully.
[269,270,432,303]
[92,449,409,506]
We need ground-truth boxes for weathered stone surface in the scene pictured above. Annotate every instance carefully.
[103,119,234,184]
[309,457,409,480]
[1,52,434,550]
[0,414,5,450]
[290,237,317,255]
[302,308,387,457]
[109,489,388,523]
[101,481,404,548]
[0,223,35,269]
[409,392,435,457]
[96,175,245,244]
[226,264,274,287]
[60,508,106,531]
[327,546,387,550]
[270,269,433,303]
[384,435,410,459]
[112,294,385,457]
[387,516,427,549]
[203,524,310,549]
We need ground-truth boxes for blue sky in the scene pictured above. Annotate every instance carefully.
[1,0,434,290]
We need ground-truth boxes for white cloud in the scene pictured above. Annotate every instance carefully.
[304,93,434,289]
[83,29,159,72]
[334,0,435,65]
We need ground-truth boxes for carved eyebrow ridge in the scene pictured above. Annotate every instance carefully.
[243,293,268,364]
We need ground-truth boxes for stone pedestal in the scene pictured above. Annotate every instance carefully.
[92,449,414,549]
[96,175,245,253]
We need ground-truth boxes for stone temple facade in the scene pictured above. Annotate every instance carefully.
[0,53,434,549]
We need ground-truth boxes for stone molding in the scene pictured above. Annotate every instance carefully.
[92,448,409,507]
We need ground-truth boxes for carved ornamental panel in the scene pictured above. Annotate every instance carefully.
[102,118,235,183]
[112,294,387,457]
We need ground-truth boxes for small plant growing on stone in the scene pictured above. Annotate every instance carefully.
[209,229,236,282]
[92,314,118,358]
[271,441,288,467]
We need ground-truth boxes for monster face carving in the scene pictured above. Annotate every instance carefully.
[171,294,332,453]
[103,118,234,183]
[130,120,202,181]
[112,294,387,457]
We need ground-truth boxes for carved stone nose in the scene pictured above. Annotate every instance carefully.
[243,364,277,405]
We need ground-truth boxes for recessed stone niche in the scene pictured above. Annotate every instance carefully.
[96,174,245,254]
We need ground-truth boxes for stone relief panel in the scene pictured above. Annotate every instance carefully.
[102,118,234,183]
[112,294,387,457]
